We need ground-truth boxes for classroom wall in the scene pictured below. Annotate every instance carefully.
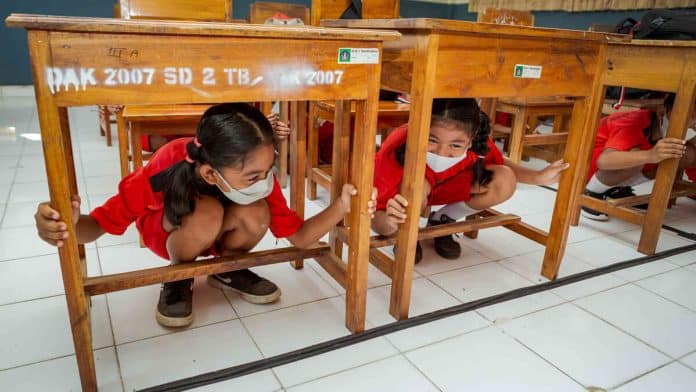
[1,1,693,85]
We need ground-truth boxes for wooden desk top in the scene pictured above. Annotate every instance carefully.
[7,14,394,106]
[316,100,410,113]
[611,39,696,48]
[321,18,628,42]
[6,14,400,41]
[122,104,211,120]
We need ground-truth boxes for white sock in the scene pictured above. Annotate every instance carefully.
[586,175,612,193]
[431,202,480,221]
[617,173,651,187]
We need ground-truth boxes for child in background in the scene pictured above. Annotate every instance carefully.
[582,94,696,221]
[371,98,568,263]
[35,103,375,327]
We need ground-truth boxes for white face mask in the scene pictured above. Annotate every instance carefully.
[426,151,468,173]
[215,170,274,205]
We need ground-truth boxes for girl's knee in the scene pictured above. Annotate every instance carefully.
[220,199,270,251]
[239,199,270,239]
[168,196,224,260]
[489,165,516,203]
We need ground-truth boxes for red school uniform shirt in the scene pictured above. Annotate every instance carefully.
[374,125,504,210]
[587,109,655,180]
[89,137,303,238]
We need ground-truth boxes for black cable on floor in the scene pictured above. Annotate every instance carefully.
[137,242,696,392]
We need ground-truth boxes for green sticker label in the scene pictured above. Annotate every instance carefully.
[513,64,542,79]
[337,48,379,64]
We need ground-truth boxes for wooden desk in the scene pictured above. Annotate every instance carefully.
[572,40,696,255]
[6,14,398,391]
[322,18,626,320]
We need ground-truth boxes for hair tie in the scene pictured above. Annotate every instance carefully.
[193,137,202,147]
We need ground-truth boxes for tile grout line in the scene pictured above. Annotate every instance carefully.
[570,301,679,361]
[496,325,590,390]
[95,247,127,392]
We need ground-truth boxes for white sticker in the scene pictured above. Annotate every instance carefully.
[513,64,542,79]
[337,48,379,64]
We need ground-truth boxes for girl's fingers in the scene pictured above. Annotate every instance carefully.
[40,230,68,241]
[393,194,408,207]
[38,203,59,220]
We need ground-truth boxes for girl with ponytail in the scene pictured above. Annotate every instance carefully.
[35,103,376,328]
[372,98,568,263]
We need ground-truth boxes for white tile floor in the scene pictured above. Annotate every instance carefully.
[1,85,696,391]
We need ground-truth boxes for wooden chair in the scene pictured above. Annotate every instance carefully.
[307,100,410,199]
[477,7,534,26]
[119,0,232,21]
[250,1,309,23]
[113,0,241,177]
[477,8,572,164]
[307,0,403,198]
[248,2,311,187]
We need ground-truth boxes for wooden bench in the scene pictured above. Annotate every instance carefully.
[7,14,398,390]
[322,17,626,321]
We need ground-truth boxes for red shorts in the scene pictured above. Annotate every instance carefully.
[427,170,473,206]
[141,134,181,152]
[135,208,218,261]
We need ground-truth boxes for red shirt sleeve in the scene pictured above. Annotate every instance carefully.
[266,177,303,238]
[483,138,504,165]
[604,110,652,152]
[374,125,409,211]
[89,168,152,235]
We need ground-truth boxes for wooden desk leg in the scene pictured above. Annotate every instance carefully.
[279,139,289,188]
[29,30,97,391]
[345,97,379,333]
[131,122,144,173]
[58,107,87,276]
[330,101,351,260]
[508,106,527,163]
[116,108,129,178]
[543,78,606,279]
[289,101,308,270]
[639,80,696,254]
[390,34,439,320]
[104,108,113,147]
[278,102,290,188]
[307,102,319,200]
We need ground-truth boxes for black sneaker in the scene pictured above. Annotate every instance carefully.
[581,189,610,221]
[207,269,281,304]
[393,242,423,264]
[156,278,194,328]
[428,214,461,259]
[605,186,636,199]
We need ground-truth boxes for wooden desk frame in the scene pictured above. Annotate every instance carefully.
[570,40,696,254]
[6,14,398,391]
[322,18,626,320]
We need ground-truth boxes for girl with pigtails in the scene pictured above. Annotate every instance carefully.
[34,103,376,328]
[371,98,568,263]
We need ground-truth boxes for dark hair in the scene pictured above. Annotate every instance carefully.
[664,93,675,114]
[395,98,493,186]
[159,103,276,226]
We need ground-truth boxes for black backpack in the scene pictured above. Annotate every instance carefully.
[632,10,696,40]
[606,10,696,107]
